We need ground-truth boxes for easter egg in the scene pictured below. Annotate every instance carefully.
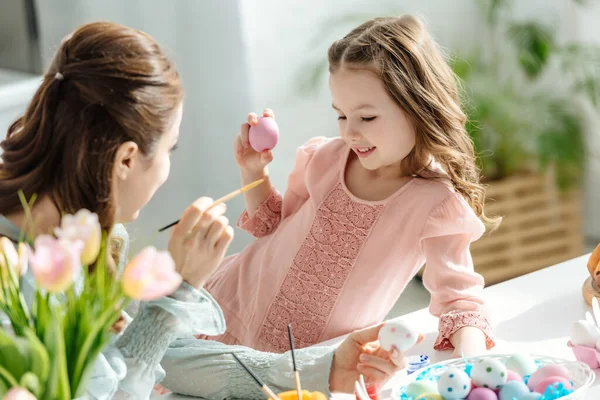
[405,380,439,398]
[378,320,420,352]
[471,359,508,390]
[498,381,529,400]
[506,369,523,383]
[532,376,573,394]
[249,116,279,152]
[526,364,570,391]
[466,387,498,400]
[415,394,444,400]
[504,354,537,378]
[437,367,471,399]
[518,393,542,400]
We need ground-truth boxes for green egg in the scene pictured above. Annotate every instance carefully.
[406,380,439,398]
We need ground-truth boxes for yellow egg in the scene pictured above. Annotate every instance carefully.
[415,394,444,400]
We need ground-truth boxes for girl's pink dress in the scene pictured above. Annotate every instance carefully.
[202,137,495,353]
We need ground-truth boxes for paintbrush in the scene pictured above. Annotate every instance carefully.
[231,352,281,400]
[287,324,303,400]
[158,178,265,232]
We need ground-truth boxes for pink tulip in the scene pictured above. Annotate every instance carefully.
[29,235,83,292]
[54,209,102,265]
[121,247,181,301]
[3,387,36,400]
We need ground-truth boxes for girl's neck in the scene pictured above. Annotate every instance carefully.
[5,195,62,238]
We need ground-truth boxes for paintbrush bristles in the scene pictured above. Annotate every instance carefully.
[211,178,265,206]
[287,324,298,371]
[231,352,263,387]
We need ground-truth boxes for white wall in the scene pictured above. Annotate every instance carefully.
[239,0,600,240]
[34,0,255,254]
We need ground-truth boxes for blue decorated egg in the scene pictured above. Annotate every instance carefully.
[437,367,471,399]
[498,380,529,400]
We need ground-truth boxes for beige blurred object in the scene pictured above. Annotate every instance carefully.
[582,243,600,306]
[473,172,583,285]
[418,172,583,285]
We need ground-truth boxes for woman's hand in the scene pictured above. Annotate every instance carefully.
[329,323,422,393]
[168,197,234,289]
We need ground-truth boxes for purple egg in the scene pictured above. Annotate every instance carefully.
[467,387,499,400]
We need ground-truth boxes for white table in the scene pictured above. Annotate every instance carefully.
[159,253,600,399]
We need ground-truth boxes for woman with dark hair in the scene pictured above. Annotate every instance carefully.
[0,22,405,399]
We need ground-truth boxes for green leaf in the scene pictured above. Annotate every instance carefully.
[450,55,475,81]
[475,0,513,27]
[0,328,26,382]
[507,22,554,78]
[0,375,9,396]
[22,329,49,392]
[43,307,71,400]
[0,365,18,389]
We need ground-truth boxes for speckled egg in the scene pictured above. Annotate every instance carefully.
[471,359,508,390]
[498,381,529,400]
[405,380,439,399]
[466,387,498,400]
[518,393,542,400]
[437,367,471,399]
[506,369,523,383]
[532,376,573,394]
[415,394,444,400]
[504,354,538,378]
[526,364,570,391]
[378,320,420,352]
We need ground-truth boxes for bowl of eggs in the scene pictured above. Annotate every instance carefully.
[393,354,594,400]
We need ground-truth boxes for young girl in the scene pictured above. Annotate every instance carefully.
[203,14,498,356]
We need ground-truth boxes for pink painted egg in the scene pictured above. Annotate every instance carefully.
[506,369,523,383]
[467,387,499,400]
[249,116,279,152]
[527,364,570,390]
[533,376,573,394]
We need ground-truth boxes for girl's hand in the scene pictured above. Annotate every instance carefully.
[234,109,275,175]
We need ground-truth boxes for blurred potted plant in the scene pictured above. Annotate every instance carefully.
[297,0,600,284]
[0,194,182,399]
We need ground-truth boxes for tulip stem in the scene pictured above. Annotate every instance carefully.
[0,364,18,387]
[71,300,121,392]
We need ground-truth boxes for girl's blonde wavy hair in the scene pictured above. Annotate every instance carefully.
[328,14,501,229]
